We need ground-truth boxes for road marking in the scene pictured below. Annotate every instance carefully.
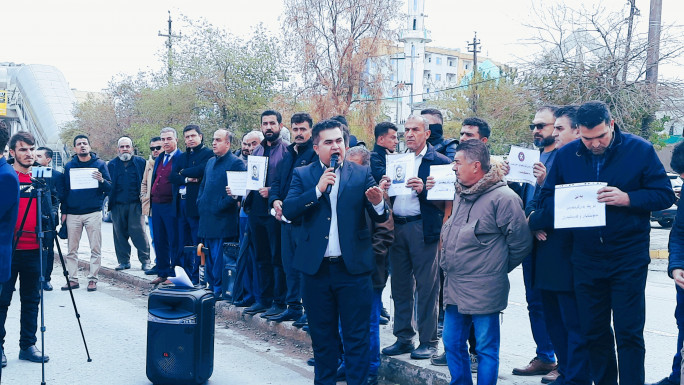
[645,328,677,337]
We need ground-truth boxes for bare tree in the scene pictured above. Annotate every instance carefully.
[282,0,401,126]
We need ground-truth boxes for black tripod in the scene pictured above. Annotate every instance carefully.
[11,178,91,385]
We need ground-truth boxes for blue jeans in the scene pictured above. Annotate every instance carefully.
[522,255,556,363]
[204,238,225,296]
[151,203,178,278]
[668,285,684,383]
[443,305,500,385]
[369,288,382,375]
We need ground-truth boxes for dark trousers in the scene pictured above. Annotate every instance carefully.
[573,256,648,385]
[111,202,150,266]
[151,203,178,279]
[541,290,591,385]
[667,285,684,383]
[248,214,285,306]
[302,260,372,385]
[522,255,556,363]
[281,223,302,310]
[177,199,199,278]
[44,231,55,282]
[0,249,41,351]
[234,216,258,303]
[389,220,440,347]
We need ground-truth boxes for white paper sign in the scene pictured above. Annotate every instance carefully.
[386,153,415,197]
[245,156,268,191]
[427,165,456,201]
[226,171,248,197]
[69,168,99,190]
[507,146,540,185]
[554,182,607,229]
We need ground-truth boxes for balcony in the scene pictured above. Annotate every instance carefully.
[399,29,432,43]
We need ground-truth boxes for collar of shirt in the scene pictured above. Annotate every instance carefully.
[408,144,428,159]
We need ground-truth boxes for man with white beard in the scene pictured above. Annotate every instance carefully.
[107,136,151,272]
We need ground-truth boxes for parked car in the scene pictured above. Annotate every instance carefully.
[650,173,682,228]
[102,195,112,223]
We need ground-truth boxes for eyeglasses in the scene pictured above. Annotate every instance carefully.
[529,123,553,131]
[149,146,162,151]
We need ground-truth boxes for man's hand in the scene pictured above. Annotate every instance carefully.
[532,230,547,241]
[406,177,424,195]
[225,186,237,198]
[533,162,547,186]
[273,200,283,217]
[673,269,684,290]
[187,177,199,183]
[317,167,336,193]
[501,161,510,176]
[379,176,391,191]
[92,170,104,183]
[61,214,67,223]
[259,187,270,198]
[365,186,384,205]
[426,175,436,190]
[597,186,630,207]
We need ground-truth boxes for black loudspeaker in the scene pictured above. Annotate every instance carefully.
[146,286,215,385]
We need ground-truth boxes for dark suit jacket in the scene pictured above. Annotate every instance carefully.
[107,155,146,210]
[152,149,184,216]
[0,158,20,282]
[282,161,388,276]
[268,140,318,214]
[168,144,213,218]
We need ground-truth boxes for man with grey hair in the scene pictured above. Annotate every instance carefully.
[149,127,182,285]
[107,136,151,271]
[382,114,451,360]
[237,131,264,163]
[440,139,532,384]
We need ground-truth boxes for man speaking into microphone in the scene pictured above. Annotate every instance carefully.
[283,119,388,385]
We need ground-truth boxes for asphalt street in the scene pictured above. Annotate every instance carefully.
[0,221,678,385]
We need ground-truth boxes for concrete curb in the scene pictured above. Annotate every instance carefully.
[76,259,448,385]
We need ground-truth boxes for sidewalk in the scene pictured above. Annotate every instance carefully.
[59,223,676,385]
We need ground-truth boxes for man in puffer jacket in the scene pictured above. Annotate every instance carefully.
[438,140,532,385]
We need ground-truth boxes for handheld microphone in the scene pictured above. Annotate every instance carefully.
[325,154,339,194]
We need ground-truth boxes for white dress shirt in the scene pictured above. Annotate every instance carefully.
[315,162,385,257]
[392,145,427,217]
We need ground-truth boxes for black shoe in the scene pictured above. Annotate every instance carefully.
[367,374,379,385]
[19,345,49,363]
[411,344,437,359]
[302,325,309,332]
[1,349,6,367]
[268,308,303,322]
[381,307,390,319]
[144,267,158,276]
[431,352,447,366]
[260,304,287,318]
[43,281,53,291]
[233,298,255,308]
[115,263,131,271]
[244,302,270,315]
[292,314,308,328]
[647,378,680,385]
[382,340,414,356]
[306,357,315,366]
[379,317,388,325]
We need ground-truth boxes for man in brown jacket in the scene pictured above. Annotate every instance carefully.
[140,137,162,275]
[439,140,532,385]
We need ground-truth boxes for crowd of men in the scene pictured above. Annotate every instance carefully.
[0,99,683,385]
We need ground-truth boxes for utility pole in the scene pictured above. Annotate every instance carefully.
[158,11,181,85]
[467,32,481,114]
[641,0,662,137]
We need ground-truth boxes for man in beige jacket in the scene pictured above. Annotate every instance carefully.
[140,136,162,275]
[438,139,532,385]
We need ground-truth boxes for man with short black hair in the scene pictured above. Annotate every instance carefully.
[459,117,490,143]
[244,110,290,317]
[1,131,51,366]
[268,112,318,322]
[34,146,63,291]
[422,108,458,160]
[0,121,19,373]
[62,134,111,292]
[370,122,399,183]
[170,125,213,282]
[141,136,162,275]
[539,101,676,385]
[108,136,151,272]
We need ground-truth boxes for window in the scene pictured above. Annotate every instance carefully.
[427,55,431,63]
[436,57,442,65]
[435,74,441,81]
[413,19,416,30]
[464,62,470,70]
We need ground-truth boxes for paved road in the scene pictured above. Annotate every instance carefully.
[1,220,677,385]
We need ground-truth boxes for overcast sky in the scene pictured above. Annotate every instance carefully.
[4,0,682,91]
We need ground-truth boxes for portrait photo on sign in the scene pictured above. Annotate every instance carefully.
[393,164,406,184]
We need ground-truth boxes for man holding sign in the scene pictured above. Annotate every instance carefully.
[539,101,675,385]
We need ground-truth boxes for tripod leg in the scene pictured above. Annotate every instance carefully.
[53,236,92,362]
